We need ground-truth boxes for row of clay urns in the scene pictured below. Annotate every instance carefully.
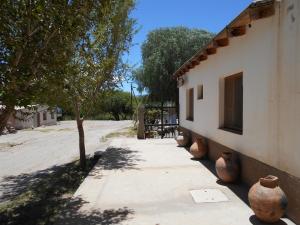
[175,134,208,160]
[189,138,207,159]
[177,137,288,223]
[175,135,208,161]
[175,134,189,147]
[215,152,288,223]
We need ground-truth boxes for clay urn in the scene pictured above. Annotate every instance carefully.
[248,175,288,223]
[175,135,189,147]
[215,151,239,183]
[189,138,207,159]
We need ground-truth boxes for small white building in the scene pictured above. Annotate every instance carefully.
[3,105,57,130]
[174,0,300,223]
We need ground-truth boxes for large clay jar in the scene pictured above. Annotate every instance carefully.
[175,135,189,147]
[189,138,207,159]
[215,151,239,183]
[248,175,288,223]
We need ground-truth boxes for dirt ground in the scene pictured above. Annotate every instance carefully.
[0,120,132,201]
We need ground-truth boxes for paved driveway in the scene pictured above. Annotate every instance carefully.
[0,120,131,190]
[56,138,295,225]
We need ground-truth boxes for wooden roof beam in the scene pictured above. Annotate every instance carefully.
[192,60,200,66]
[198,54,208,61]
[230,25,246,37]
[250,4,275,20]
[216,38,229,47]
[206,47,217,55]
[183,67,189,73]
[231,12,251,27]
[187,63,194,69]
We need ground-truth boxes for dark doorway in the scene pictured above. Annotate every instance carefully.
[224,73,243,133]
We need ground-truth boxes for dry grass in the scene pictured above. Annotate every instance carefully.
[100,126,136,142]
[23,128,72,133]
[0,142,23,150]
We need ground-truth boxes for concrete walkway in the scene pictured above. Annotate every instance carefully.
[57,138,296,225]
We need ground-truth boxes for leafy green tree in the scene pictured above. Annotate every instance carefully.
[56,0,136,169]
[0,1,92,132]
[102,90,133,121]
[134,27,213,106]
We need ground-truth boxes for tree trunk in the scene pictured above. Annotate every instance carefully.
[76,118,86,169]
[74,102,86,170]
[0,106,14,134]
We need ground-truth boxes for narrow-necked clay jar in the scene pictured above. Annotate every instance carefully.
[175,135,189,147]
[248,175,288,223]
[215,151,239,183]
[189,138,207,159]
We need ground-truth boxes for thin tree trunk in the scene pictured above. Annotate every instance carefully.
[0,106,14,134]
[74,102,86,169]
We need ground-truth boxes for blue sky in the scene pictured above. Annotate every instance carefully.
[121,0,252,92]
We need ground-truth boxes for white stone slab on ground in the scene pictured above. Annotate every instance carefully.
[190,189,229,203]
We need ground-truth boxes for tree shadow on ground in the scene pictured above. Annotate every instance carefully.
[56,197,134,225]
[0,146,140,225]
[95,147,142,171]
[0,158,98,225]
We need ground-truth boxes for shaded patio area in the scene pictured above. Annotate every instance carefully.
[56,138,296,225]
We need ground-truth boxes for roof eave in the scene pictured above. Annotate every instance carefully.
[173,0,276,79]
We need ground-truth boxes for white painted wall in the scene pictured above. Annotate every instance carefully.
[13,110,35,130]
[11,106,57,129]
[276,0,300,177]
[37,106,57,126]
[179,0,300,178]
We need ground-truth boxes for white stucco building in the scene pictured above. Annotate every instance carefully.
[2,105,57,130]
[174,0,300,223]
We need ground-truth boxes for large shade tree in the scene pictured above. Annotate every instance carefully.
[102,90,133,121]
[54,0,136,169]
[134,27,213,106]
[0,0,93,133]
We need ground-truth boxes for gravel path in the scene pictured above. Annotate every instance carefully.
[0,120,131,178]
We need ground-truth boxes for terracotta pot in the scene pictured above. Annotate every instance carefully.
[175,135,188,147]
[189,138,207,159]
[248,175,288,223]
[215,152,239,183]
